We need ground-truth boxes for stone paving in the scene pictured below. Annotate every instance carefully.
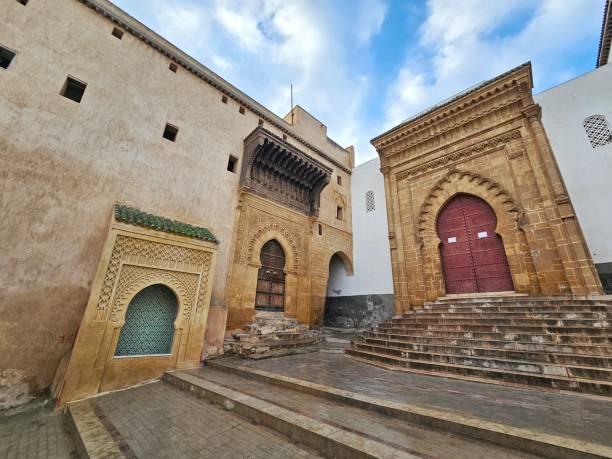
[92,381,320,458]
[217,351,612,447]
[0,405,78,459]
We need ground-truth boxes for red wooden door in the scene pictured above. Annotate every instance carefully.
[437,194,514,294]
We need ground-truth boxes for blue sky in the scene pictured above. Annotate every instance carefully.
[113,0,604,164]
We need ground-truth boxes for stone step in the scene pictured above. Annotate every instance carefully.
[390,318,610,327]
[203,359,612,459]
[362,331,612,355]
[366,329,612,345]
[376,324,612,335]
[423,302,612,311]
[414,308,612,317]
[356,336,612,367]
[430,296,612,305]
[351,341,612,381]
[345,348,612,396]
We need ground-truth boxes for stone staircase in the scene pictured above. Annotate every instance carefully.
[346,295,612,395]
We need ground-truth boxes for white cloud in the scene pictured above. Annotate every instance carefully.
[384,0,601,129]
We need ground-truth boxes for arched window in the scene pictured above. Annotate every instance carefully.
[115,284,178,356]
[365,190,375,212]
[583,115,612,148]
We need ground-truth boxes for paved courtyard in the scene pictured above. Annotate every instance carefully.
[217,351,612,448]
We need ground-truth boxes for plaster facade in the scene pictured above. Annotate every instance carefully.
[372,63,603,314]
[535,63,612,292]
[0,0,352,408]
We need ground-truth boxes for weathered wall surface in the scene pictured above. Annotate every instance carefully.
[323,294,394,328]
[0,0,352,408]
[535,64,612,292]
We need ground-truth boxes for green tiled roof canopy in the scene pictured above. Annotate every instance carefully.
[114,204,218,243]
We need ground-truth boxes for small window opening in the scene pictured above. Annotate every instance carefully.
[258,119,264,127]
[337,175,342,186]
[221,95,228,104]
[239,106,245,115]
[17,0,29,5]
[318,224,322,236]
[282,134,287,141]
[111,27,124,39]
[163,123,178,142]
[60,76,87,103]
[0,46,16,70]
[169,62,178,73]
[227,155,238,173]
[365,190,375,212]
[336,206,344,220]
[583,115,612,148]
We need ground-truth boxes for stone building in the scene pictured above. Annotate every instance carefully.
[0,0,353,407]
[372,62,602,315]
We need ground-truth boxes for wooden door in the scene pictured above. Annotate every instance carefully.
[437,194,514,294]
[255,240,286,311]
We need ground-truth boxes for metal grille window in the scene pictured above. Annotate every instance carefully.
[583,115,612,148]
[365,190,375,212]
[115,284,178,357]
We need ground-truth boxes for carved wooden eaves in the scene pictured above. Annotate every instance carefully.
[241,127,332,216]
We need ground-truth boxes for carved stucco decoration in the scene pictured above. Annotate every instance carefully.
[110,265,200,324]
[396,130,522,181]
[233,209,304,273]
[416,169,524,247]
[240,127,332,216]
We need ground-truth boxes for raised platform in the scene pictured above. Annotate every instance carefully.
[347,295,612,395]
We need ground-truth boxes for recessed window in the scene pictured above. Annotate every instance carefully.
[337,175,342,186]
[169,62,178,73]
[258,119,264,127]
[111,27,124,40]
[16,0,29,5]
[163,123,178,142]
[239,106,245,115]
[221,95,228,104]
[318,224,322,236]
[282,134,287,141]
[583,115,612,148]
[227,155,238,173]
[365,190,375,212]
[336,206,344,220]
[60,76,87,103]
[0,46,16,70]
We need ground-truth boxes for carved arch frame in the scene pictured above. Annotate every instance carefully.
[416,169,534,300]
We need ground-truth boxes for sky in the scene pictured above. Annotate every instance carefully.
[113,0,605,164]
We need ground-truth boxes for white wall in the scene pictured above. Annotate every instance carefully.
[535,64,612,265]
[327,157,394,296]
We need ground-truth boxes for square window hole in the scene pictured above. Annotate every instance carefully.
[239,106,245,115]
[318,224,322,236]
[169,62,178,73]
[222,95,228,104]
[227,155,238,172]
[163,123,178,142]
[258,119,263,126]
[282,134,287,141]
[111,27,124,39]
[336,206,344,220]
[60,76,87,103]
[0,46,16,70]
[337,175,342,186]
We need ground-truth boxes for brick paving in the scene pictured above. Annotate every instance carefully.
[216,351,612,447]
[0,406,78,459]
[93,381,320,458]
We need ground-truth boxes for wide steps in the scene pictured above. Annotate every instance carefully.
[350,296,612,395]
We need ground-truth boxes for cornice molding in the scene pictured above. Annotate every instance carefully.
[78,0,351,174]
[395,129,522,181]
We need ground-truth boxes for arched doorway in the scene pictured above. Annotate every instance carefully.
[437,194,514,294]
[255,239,286,312]
[115,284,178,356]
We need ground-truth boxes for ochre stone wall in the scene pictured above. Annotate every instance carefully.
[373,64,603,314]
[225,192,353,329]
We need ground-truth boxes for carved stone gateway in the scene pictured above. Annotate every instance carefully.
[372,63,603,314]
[241,127,332,216]
[58,205,217,405]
